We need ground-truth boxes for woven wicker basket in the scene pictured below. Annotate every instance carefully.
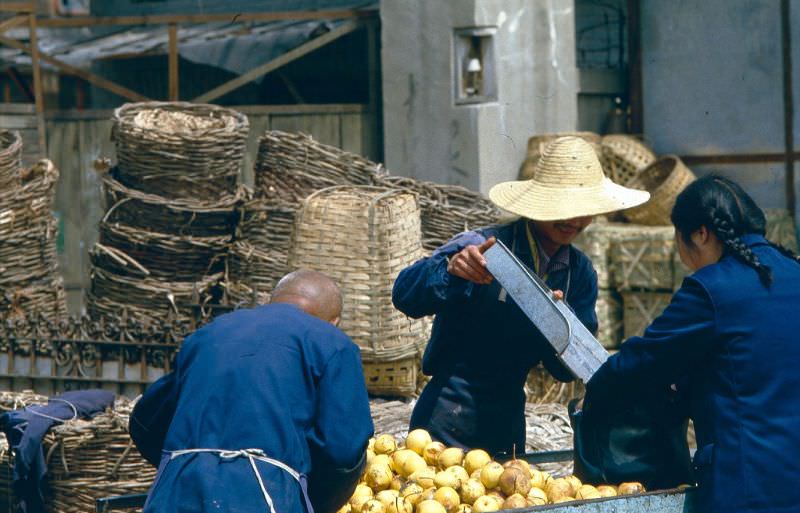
[610,226,677,291]
[519,132,602,180]
[764,208,799,252]
[572,221,649,289]
[525,364,585,405]
[0,130,22,191]
[596,289,623,349]
[673,251,691,291]
[600,135,656,186]
[373,175,503,251]
[622,291,673,338]
[102,171,242,238]
[623,156,696,225]
[288,186,430,396]
[112,102,249,199]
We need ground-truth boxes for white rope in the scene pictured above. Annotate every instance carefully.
[169,447,301,513]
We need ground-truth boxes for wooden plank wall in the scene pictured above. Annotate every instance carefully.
[0,104,377,313]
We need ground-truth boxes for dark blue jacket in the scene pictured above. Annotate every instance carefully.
[586,235,800,513]
[393,219,598,454]
[130,303,374,513]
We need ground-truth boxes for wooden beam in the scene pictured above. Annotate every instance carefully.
[0,34,150,102]
[0,15,27,34]
[28,12,45,155]
[193,20,361,104]
[680,153,800,165]
[168,23,179,101]
[37,9,376,28]
[0,3,34,14]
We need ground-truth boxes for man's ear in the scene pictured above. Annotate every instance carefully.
[330,316,341,327]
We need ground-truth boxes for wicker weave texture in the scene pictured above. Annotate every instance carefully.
[112,102,249,199]
[764,208,799,252]
[0,130,22,191]
[525,364,585,406]
[622,291,673,338]
[289,187,429,362]
[623,156,696,225]
[596,289,623,349]
[600,135,656,187]
[610,226,677,291]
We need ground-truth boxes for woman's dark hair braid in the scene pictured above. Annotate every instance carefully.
[709,207,773,286]
[671,174,774,287]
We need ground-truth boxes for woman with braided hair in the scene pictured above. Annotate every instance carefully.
[583,175,800,513]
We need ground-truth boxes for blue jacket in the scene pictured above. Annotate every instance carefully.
[393,219,598,453]
[130,303,374,513]
[586,235,800,513]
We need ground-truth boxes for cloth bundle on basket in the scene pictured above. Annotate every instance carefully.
[287,186,431,397]
[0,153,66,322]
[87,103,249,326]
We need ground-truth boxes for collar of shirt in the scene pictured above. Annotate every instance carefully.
[525,222,571,278]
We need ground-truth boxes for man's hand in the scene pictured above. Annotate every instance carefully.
[552,290,564,301]
[447,236,496,285]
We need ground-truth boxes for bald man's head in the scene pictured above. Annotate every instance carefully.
[270,270,343,324]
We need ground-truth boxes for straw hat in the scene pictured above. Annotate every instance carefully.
[489,136,650,221]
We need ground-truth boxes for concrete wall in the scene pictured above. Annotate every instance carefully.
[381,0,578,192]
[641,0,796,219]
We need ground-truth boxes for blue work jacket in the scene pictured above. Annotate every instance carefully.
[129,303,374,513]
[586,234,800,513]
[393,219,598,454]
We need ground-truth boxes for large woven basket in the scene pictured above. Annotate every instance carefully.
[525,364,585,405]
[372,175,503,250]
[764,208,799,252]
[254,131,384,204]
[623,156,696,225]
[572,221,648,289]
[0,130,22,191]
[622,291,673,338]
[112,102,249,199]
[595,289,623,349]
[610,226,677,291]
[600,135,656,186]
[288,186,430,397]
[101,171,242,238]
[518,132,602,180]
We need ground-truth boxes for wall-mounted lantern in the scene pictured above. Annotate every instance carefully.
[454,27,497,105]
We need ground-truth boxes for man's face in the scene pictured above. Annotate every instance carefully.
[532,216,594,246]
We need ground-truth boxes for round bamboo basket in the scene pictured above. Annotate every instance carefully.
[623,156,696,225]
[519,132,602,180]
[600,134,656,186]
[112,102,249,199]
[0,130,22,190]
[288,186,430,396]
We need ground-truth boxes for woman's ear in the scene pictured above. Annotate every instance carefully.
[691,225,711,247]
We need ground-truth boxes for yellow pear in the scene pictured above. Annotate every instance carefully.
[527,487,547,505]
[459,478,486,505]
[434,470,462,489]
[366,463,394,492]
[405,429,433,456]
[575,484,601,500]
[446,465,469,484]
[367,449,376,464]
[479,462,504,490]
[352,484,374,500]
[376,490,400,507]
[553,497,574,504]
[400,454,428,478]
[351,495,373,513]
[417,499,447,513]
[372,454,392,469]
[469,469,482,480]
[486,492,504,508]
[362,499,386,513]
[471,496,500,513]
[421,487,437,502]
[368,438,376,451]
[455,505,472,513]
[596,485,617,497]
[503,459,531,476]
[434,487,460,513]
[423,442,446,466]
[438,447,465,469]
[463,450,492,475]
[391,450,416,473]
[409,467,436,489]
[337,504,352,513]
[386,497,413,513]
[498,467,531,497]
[529,469,546,489]
[617,482,645,495]
[545,478,573,502]
[391,476,405,491]
[565,475,582,496]
[399,482,424,506]
[502,494,528,510]
[374,434,397,455]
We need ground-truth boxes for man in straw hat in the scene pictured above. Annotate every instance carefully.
[392,136,649,454]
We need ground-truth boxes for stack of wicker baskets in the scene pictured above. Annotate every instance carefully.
[288,186,430,397]
[229,131,386,303]
[0,393,155,513]
[87,102,249,325]
[0,134,67,322]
